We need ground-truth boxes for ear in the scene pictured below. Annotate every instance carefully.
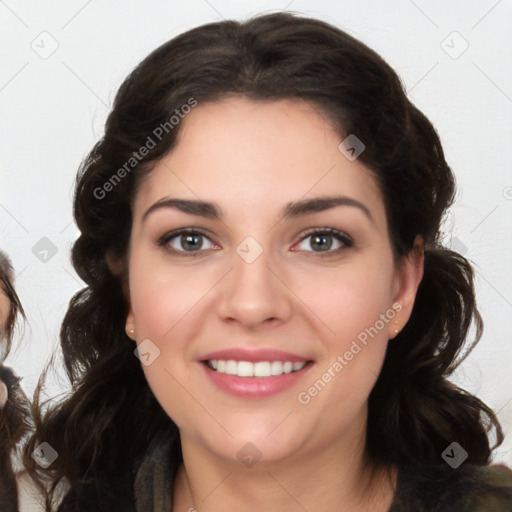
[106,250,124,277]
[106,251,136,340]
[122,284,136,341]
[388,235,424,339]
[125,305,136,341]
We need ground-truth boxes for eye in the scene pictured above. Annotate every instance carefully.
[293,228,353,257]
[157,227,353,258]
[158,228,217,256]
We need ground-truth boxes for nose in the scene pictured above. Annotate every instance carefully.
[216,240,293,330]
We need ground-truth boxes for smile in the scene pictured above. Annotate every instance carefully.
[201,358,314,398]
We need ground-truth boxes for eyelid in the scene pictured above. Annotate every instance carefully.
[157,227,354,256]
[157,227,217,257]
[292,227,354,256]
[296,227,353,243]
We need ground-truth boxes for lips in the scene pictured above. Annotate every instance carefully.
[199,348,314,397]
[200,348,311,363]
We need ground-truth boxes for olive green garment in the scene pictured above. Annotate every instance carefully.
[134,431,512,512]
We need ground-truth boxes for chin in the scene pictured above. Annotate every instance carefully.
[192,423,309,466]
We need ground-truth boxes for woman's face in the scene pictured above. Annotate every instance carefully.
[124,97,422,464]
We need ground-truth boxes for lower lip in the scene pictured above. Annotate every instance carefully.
[201,362,314,398]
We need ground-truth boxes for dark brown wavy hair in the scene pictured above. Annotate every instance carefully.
[1,250,31,512]
[23,11,504,511]
[0,251,26,346]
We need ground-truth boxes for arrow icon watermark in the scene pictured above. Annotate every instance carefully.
[338,134,365,161]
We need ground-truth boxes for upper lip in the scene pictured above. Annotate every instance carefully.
[200,348,312,363]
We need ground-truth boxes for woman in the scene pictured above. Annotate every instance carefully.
[0,250,33,512]
[23,12,512,511]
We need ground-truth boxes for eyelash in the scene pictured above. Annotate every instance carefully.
[157,227,354,258]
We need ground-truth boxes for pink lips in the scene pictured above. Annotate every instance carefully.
[200,348,310,363]
[199,347,314,398]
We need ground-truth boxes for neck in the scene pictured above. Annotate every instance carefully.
[172,408,397,512]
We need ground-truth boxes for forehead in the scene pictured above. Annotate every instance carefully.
[133,97,384,224]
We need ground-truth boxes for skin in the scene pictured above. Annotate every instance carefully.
[0,255,13,337]
[0,288,10,339]
[121,97,424,511]
[0,285,10,407]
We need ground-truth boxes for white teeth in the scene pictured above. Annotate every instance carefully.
[225,360,238,375]
[254,361,271,377]
[270,361,283,376]
[207,359,307,377]
[237,361,254,377]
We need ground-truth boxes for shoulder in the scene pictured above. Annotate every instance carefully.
[438,463,512,510]
[391,463,512,511]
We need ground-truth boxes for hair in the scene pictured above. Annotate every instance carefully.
[22,11,504,510]
[0,251,26,348]
[0,250,31,511]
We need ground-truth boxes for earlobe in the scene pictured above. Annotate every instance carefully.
[125,291,136,339]
[125,310,136,340]
[106,250,123,276]
[106,251,135,339]
[389,235,424,339]
[122,286,136,342]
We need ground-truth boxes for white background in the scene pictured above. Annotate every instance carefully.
[1,0,511,466]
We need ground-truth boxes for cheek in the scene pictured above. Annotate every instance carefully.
[299,253,395,346]
[129,254,209,341]
[297,254,394,412]
[128,253,218,425]
[129,270,200,428]
[140,361,198,434]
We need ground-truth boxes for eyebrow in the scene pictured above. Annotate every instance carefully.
[142,195,374,224]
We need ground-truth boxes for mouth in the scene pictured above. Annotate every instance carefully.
[199,349,314,397]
